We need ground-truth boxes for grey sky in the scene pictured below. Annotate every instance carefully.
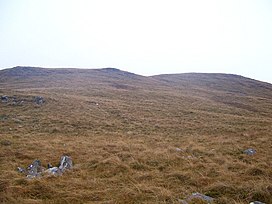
[0,0,272,83]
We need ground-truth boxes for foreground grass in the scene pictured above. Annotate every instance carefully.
[1,131,271,203]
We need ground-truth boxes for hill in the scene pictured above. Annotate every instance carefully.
[0,67,271,203]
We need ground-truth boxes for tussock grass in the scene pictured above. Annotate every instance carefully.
[0,67,272,203]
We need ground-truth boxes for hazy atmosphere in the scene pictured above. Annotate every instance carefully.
[0,0,272,83]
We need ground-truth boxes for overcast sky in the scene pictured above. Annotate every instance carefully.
[0,0,272,83]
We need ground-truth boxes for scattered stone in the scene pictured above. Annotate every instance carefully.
[1,95,45,105]
[89,101,99,106]
[244,148,256,155]
[45,167,62,176]
[17,155,73,179]
[1,95,8,102]
[10,97,24,106]
[179,192,214,204]
[43,156,72,176]
[250,201,266,204]
[176,148,183,152]
[34,96,45,105]
[17,167,26,173]
[59,155,73,171]
[27,159,43,178]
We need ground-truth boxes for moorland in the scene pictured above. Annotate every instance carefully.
[0,66,271,203]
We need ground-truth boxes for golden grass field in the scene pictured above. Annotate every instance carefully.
[0,67,271,203]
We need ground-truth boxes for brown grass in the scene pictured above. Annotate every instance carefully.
[0,67,271,203]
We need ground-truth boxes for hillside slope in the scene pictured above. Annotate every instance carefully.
[0,67,271,203]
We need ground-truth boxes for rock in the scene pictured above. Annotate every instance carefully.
[250,201,266,204]
[10,97,24,106]
[34,96,45,105]
[27,159,43,177]
[176,148,183,152]
[244,148,256,155]
[18,155,73,179]
[1,95,8,102]
[44,167,62,176]
[59,155,73,172]
[17,167,26,173]
[44,156,73,176]
[179,192,214,204]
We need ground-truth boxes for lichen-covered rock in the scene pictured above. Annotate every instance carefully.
[59,155,73,172]
[44,167,62,176]
[27,159,43,178]
[244,148,256,155]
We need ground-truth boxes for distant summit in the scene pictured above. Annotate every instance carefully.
[101,67,121,72]
[0,66,271,96]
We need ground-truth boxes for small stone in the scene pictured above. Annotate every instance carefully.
[180,192,214,203]
[244,148,256,155]
[27,159,42,177]
[250,201,266,204]
[59,155,73,172]
[190,192,214,203]
[17,167,25,173]
[44,167,61,176]
[1,95,9,102]
[34,96,45,105]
